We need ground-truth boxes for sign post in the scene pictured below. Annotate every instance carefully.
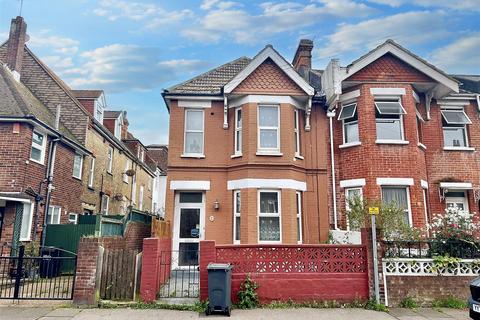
[369,207,380,304]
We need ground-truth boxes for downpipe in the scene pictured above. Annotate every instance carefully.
[327,110,338,230]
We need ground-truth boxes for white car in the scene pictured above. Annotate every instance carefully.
[470,277,480,320]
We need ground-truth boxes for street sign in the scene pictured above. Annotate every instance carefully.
[369,207,379,215]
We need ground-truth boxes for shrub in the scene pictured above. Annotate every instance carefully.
[431,296,468,309]
[399,296,419,309]
[237,275,259,309]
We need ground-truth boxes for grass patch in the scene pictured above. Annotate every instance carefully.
[262,299,388,312]
[399,297,419,309]
[431,296,468,309]
[99,301,208,313]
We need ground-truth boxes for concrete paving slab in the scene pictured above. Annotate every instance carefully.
[436,308,470,320]
[389,308,423,318]
[0,306,53,320]
[415,308,451,318]
[44,308,82,317]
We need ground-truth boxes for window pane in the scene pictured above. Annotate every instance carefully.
[73,155,82,177]
[345,121,359,143]
[259,217,280,241]
[297,217,301,242]
[179,192,203,203]
[260,192,278,213]
[20,203,32,240]
[441,110,470,124]
[445,191,465,198]
[443,127,467,147]
[186,110,203,131]
[347,188,361,200]
[260,129,278,148]
[235,192,241,213]
[375,101,406,114]
[236,109,242,128]
[259,106,278,127]
[32,132,44,145]
[382,188,407,209]
[236,130,242,152]
[376,119,402,140]
[338,103,357,120]
[179,208,200,238]
[30,147,41,161]
[178,243,199,266]
[185,132,203,153]
[235,216,241,241]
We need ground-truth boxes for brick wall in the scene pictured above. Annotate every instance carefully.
[73,237,102,305]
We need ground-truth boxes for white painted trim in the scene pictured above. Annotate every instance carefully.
[376,178,414,186]
[370,88,406,96]
[439,182,472,190]
[166,95,223,101]
[0,196,30,203]
[227,179,306,191]
[170,180,211,191]
[443,147,475,152]
[228,95,305,109]
[340,178,366,188]
[224,46,314,96]
[418,142,427,150]
[339,141,361,149]
[421,180,429,189]
[178,100,212,108]
[339,90,360,103]
[437,99,470,106]
[412,91,420,104]
[376,139,409,145]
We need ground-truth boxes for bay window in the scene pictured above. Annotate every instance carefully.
[184,109,204,155]
[345,187,362,230]
[258,105,280,153]
[445,191,469,212]
[375,99,406,142]
[258,190,281,243]
[234,108,242,155]
[441,109,471,148]
[338,103,359,144]
[294,109,301,156]
[381,186,411,226]
[233,190,241,244]
[296,191,302,244]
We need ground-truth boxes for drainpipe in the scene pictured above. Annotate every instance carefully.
[327,110,338,230]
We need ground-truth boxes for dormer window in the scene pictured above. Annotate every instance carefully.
[94,99,104,123]
[338,103,359,145]
[442,108,471,148]
[115,114,123,140]
[375,99,406,142]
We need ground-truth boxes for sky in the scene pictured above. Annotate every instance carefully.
[0,0,479,145]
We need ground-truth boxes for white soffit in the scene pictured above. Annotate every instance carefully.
[339,90,360,103]
[224,45,314,96]
[228,95,304,109]
[370,88,406,96]
[178,100,212,108]
[340,178,366,188]
[376,177,414,186]
[170,180,211,190]
[227,179,307,191]
[439,182,472,190]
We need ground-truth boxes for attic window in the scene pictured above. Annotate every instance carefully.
[375,100,406,115]
[441,109,471,125]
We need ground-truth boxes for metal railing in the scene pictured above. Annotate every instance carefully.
[382,239,480,259]
[157,250,199,299]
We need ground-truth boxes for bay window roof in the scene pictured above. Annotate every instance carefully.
[441,109,471,125]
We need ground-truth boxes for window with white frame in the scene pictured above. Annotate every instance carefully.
[234,108,242,155]
[338,103,359,144]
[101,195,109,215]
[30,130,46,164]
[139,185,144,210]
[107,146,113,173]
[140,149,145,162]
[123,161,129,183]
[115,117,122,140]
[20,202,33,241]
[296,191,303,244]
[441,108,471,148]
[416,110,424,146]
[88,157,95,188]
[258,190,281,243]
[73,153,83,179]
[381,186,411,226]
[345,187,363,230]
[47,206,61,225]
[131,174,137,205]
[258,105,280,153]
[294,109,301,156]
[445,191,469,212]
[233,190,241,244]
[68,213,78,224]
[375,99,406,141]
[184,109,204,155]
[94,100,104,123]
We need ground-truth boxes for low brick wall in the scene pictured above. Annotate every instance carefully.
[386,276,476,306]
[124,222,151,251]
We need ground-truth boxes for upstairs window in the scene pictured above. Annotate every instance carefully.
[416,111,424,146]
[139,185,144,210]
[101,195,109,215]
[30,130,46,164]
[441,109,471,148]
[375,99,406,141]
[47,206,61,224]
[258,105,280,153]
[234,108,242,155]
[107,146,114,173]
[294,109,301,156]
[184,109,204,155]
[88,157,95,188]
[94,100,104,123]
[338,103,359,144]
[72,153,83,179]
[123,161,129,183]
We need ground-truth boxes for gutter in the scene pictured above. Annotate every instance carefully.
[327,110,338,230]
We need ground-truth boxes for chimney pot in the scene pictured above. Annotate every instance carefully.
[6,16,28,77]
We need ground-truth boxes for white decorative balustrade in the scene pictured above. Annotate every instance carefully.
[383,258,480,276]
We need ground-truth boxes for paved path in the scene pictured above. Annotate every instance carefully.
[0,306,471,320]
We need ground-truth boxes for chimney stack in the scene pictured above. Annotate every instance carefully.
[292,39,314,79]
[6,16,28,78]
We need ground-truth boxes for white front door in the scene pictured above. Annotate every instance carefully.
[173,191,205,268]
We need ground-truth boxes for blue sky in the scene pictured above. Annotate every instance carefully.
[0,0,479,145]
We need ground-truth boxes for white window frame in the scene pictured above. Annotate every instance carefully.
[375,98,406,143]
[123,161,129,183]
[47,206,61,225]
[19,202,34,241]
[257,189,282,244]
[296,191,303,244]
[233,190,241,244]
[68,213,78,224]
[101,195,109,215]
[441,108,471,149]
[234,107,242,156]
[88,157,95,188]
[345,187,363,231]
[72,153,83,180]
[294,109,301,157]
[131,174,137,205]
[380,186,412,227]
[339,102,359,145]
[30,130,47,165]
[139,185,144,211]
[183,109,205,156]
[107,146,113,174]
[257,105,280,154]
[416,108,426,149]
[140,149,145,162]
[94,99,104,123]
[445,191,469,212]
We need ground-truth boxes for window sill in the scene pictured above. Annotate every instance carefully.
[29,158,45,166]
[443,147,475,152]
[417,142,427,150]
[72,176,82,181]
[181,154,205,159]
[256,152,283,157]
[88,186,95,192]
[294,154,304,160]
[231,153,242,159]
[375,140,409,145]
[339,141,362,149]
[106,171,113,176]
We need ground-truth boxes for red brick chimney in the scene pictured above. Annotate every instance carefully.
[292,39,313,79]
[6,16,28,77]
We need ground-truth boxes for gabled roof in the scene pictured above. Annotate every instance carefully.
[165,57,251,95]
[344,39,459,97]
[71,89,104,99]
[104,110,122,119]
[224,45,314,96]
[452,75,480,94]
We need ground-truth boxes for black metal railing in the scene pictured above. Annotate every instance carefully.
[0,245,77,300]
[382,239,480,259]
[157,250,199,299]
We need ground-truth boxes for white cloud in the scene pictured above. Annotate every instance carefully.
[27,32,79,55]
[61,44,208,92]
[42,56,74,69]
[317,11,448,59]
[431,33,480,74]
[368,0,480,10]
[183,0,375,44]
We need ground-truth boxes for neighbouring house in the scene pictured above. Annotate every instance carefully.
[146,144,168,218]
[0,17,90,253]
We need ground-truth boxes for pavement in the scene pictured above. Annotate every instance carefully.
[0,305,471,320]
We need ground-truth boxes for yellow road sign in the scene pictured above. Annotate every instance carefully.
[369,207,379,215]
